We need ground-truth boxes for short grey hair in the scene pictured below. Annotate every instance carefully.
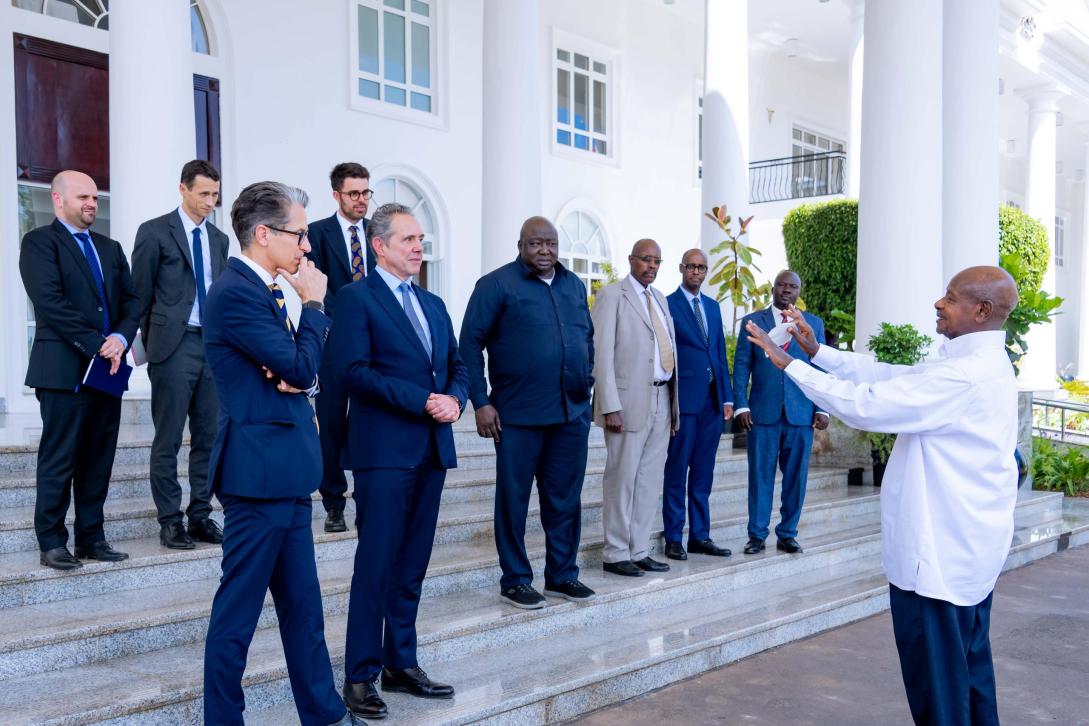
[368,202,413,244]
[231,181,309,249]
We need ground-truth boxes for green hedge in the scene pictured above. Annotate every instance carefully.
[782,199,858,321]
[998,205,1049,295]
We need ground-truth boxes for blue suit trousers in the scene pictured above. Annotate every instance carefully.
[662,385,723,544]
[746,414,812,541]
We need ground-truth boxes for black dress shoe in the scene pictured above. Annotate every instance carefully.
[688,538,731,557]
[74,542,129,562]
[603,560,644,577]
[634,556,670,572]
[381,666,454,699]
[188,517,223,544]
[40,547,82,571]
[743,537,766,555]
[160,522,195,550]
[343,678,387,719]
[325,508,348,533]
[777,537,803,554]
[664,542,687,560]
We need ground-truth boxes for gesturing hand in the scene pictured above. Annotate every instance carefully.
[744,321,794,371]
[784,307,820,357]
[475,405,502,442]
[277,259,328,305]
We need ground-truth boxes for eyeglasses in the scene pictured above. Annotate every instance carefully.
[631,255,663,265]
[338,189,374,201]
[266,225,308,246]
[683,264,708,273]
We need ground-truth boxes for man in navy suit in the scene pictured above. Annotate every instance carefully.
[733,270,828,556]
[662,249,735,561]
[201,181,355,726]
[306,162,377,533]
[334,203,468,720]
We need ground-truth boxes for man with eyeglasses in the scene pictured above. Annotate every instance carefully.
[592,239,679,577]
[306,162,377,533]
[460,216,597,609]
[661,249,734,561]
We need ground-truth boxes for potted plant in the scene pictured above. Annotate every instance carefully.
[865,322,933,485]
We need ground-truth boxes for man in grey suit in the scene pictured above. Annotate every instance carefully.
[132,160,228,549]
[592,239,679,577]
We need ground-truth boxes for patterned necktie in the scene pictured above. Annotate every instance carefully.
[74,232,111,335]
[692,296,709,345]
[192,227,207,321]
[269,283,294,333]
[780,311,791,351]
[399,281,432,358]
[349,225,366,281]
[644,290,675,376]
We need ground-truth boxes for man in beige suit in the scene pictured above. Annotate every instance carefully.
[592,239,680,577]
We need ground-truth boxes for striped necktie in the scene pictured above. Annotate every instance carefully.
[269,283,294,333]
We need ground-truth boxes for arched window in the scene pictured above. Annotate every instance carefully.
[557,210,609,295]
[370,176,442,293]
[12,0,212,54]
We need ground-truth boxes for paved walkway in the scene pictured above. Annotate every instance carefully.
[580,545,1089,725]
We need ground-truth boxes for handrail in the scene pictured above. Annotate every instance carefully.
[748,150,846,204]
[1032,397,1089,446]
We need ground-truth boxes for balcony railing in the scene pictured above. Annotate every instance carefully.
[1033,397,1089,447]
[749,150,846,204]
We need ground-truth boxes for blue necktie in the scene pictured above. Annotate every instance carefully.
[74,232,110,335]
[399,281,431,358]
[192,227,207,321]
[692,296,709,344]
[269,283,294,333]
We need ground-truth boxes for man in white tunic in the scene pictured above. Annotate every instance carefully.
[743,266,1019,726]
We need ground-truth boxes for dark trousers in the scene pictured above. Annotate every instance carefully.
[663,385,724,544]
[316,352,351,513]
[493,412,590,590]
[34,387,122,551]
[746,414,812,541]
[148,330,217,526]
[889,584,999,726]
[344,447,446,683]
[204,495,344,726]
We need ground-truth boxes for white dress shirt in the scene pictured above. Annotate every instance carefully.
[177,208,213,326]
[338,212,368,276]
[627,274,671,382]
[784,330,1018,606]
[375,264,432,351]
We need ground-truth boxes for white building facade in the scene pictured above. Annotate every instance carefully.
[1,0,1088,414]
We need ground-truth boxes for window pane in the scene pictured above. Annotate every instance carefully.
[385,85,407,105]
[359,78,380,99]
[832,142,844,151]
[557,129,572,146]
[384,12,406,83]
[593,61,606,74]
[410,92,431,112]
[792,128,802,140]
[804,132,816,145]
[384,0,406,8]
[557,68,570,124]
[574,73,588,131]
[557,49,570,62]
[593,79,605,134]
[575,134,589,150]
[411,22,430,88]
[573,258,587,273]
[411,0,429,16]
[574,53,589,70]
[358,5,379,74]
[13,1,45,12]
[190,5,210,55]
[818,137,830,150]
[593,139,607,155]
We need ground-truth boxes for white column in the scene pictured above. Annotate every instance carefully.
[942,0,999,280]
[855,0,944,347]
[700,0,749,254]
[1016,85,1062,389]
[108,0,195,249]
[846,0,864,198]
[1078,130,1089,377]
[481,0,542,273]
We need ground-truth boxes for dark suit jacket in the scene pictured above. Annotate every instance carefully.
[331,271,469,471]
[733,307,825,426]
[19,219,140,390]
[131,209,229,363]
[305,213,375,316]
[667,289,734,415]
[203,257,330,499]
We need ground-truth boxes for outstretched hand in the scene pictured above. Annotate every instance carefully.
[784,307,820,357]
[744,321,794,371]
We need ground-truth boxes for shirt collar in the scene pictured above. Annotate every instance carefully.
[938,330,1007,359]
[516,256,566,280]
[627,274,653,295]
[177,207,208,237]
[680,287,701,303]
[337,212,364,235]
[375,263,413,294]
[237,253,276,286]
[57,218,90,239]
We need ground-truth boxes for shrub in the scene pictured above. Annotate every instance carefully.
[865,323,933,465]
[998,205,1049,295]
[782,199,858,325]
[1032,438,1089,496]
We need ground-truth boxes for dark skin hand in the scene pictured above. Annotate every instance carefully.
[605,411,623,433]
[743,310,829,431]
[476,404,502,442]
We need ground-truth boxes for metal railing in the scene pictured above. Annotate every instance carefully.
[749,150,846,204]
[1032,397,1089,446]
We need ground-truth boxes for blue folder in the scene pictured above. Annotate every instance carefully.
[76,355,132,398]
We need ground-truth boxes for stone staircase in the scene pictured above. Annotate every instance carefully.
[0,419,1085,725]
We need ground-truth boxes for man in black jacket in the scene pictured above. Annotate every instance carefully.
[132,159,229,549]
[19,170,141,570]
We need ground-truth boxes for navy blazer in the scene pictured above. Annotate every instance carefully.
[304,213,375,317]
[667,289,734,415]
[733,307,825,426]
[332,271,469,471]
[203,257,330,499]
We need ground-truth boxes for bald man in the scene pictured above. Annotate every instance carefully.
[592,239,679,577]
[744,266,1020,726]
[19,171,141,570]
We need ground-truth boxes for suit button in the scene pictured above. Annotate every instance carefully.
[97,306,103,312]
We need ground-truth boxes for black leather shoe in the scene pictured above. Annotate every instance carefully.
[75,542,129,562]
[188,518,224,544]
[343,678,387,719]
[634,556,670,572]
[688,538,731,557]
[603,560,644,577]
[325,508,348,533]
[381,666,454,699]
[160,522,195,550]
[40,546,82,571]
[777,537,803,554]
[664,542,687,560]
[743,537,766,555]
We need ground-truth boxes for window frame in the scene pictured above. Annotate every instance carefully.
[556,207,611,297]
[1054,213,1066,269]
[550,28,619,166]
[369,169,447,296]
